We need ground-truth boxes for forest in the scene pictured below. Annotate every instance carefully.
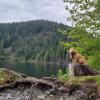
[0,20,70,63]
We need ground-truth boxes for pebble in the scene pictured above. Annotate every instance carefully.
[46,91,50,95]
[37,95,45,99]
[50,95,53,97]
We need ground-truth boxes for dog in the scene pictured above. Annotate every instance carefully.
[68,48,86,64]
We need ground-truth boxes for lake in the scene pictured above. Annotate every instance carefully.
[0,61,67,78]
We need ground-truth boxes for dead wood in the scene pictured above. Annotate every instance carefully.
[68,63,100,77]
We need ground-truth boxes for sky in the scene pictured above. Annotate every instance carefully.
[0,0,71,25]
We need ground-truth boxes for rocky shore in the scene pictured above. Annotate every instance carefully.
[0,68,100,100]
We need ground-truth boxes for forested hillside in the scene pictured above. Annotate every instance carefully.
[0,20,70,62]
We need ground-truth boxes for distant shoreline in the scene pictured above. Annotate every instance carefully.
[1,59,68,66]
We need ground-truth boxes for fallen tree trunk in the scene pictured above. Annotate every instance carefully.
[68,63,100,77]
[15,77,55,89]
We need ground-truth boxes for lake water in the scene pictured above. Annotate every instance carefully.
[0,61,67,78]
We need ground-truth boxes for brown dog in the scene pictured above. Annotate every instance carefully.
[68,48,86,64]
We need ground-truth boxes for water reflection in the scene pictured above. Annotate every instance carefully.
[0,61,67,78]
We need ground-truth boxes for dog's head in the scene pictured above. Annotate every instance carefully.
[68,48,77,55]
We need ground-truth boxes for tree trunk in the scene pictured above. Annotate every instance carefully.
[68,63,100,77]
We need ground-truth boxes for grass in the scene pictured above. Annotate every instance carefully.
[58,75,100,87]
[57,69,100,86]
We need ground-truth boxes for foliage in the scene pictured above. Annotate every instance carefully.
[0,20,69,62]
[57,69,100,87]
[60,0,100,70]
[57,69,68,80]
[64,0,100,34]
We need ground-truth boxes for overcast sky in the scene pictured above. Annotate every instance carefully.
[0,0,71,25]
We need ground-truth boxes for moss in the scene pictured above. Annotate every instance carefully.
[0,70,8,84]
[0,69,20,85]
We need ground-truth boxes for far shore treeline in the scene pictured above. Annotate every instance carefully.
[0,20,70,63]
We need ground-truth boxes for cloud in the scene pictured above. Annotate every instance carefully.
[0,0,71,25]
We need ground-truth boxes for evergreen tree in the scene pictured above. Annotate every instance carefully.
[0,20,69,62]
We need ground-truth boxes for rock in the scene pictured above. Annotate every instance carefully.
[37,95,45,99]
[58,96,64,100]
[49,95,53,97]
[6,94,11,98]
[46,91,50,95]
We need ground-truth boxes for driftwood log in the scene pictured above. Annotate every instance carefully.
[68,63,100,77]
